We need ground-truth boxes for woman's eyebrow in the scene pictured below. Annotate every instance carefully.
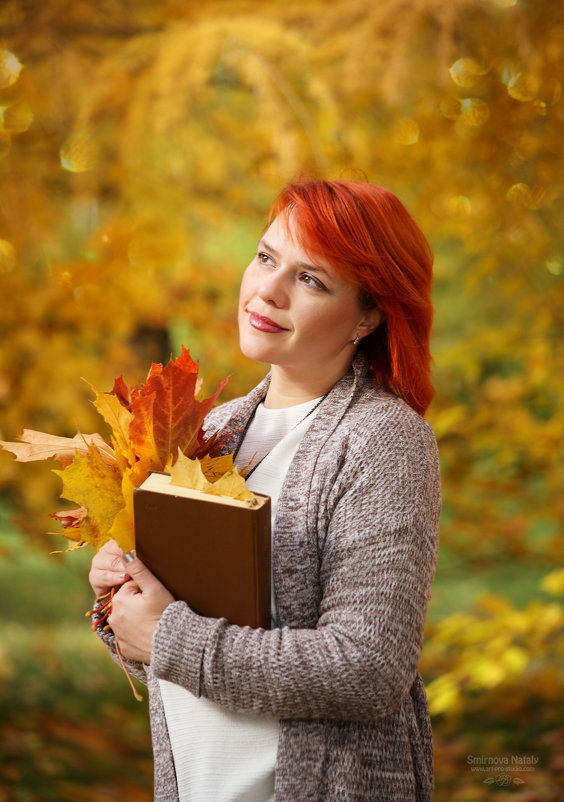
[257,238,330,276]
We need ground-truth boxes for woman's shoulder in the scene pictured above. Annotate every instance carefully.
[318,386,440,512]
[324,384,440,492]
[337,354,437,447]
[347,383,437,445]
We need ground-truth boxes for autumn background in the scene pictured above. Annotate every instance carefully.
[0,0,563,799]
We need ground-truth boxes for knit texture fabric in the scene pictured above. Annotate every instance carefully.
[97,353,441,801]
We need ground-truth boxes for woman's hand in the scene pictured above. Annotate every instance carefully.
[89,538,130,599]
[108,552,175,664]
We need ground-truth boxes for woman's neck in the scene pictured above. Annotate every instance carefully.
[265,362,349,409]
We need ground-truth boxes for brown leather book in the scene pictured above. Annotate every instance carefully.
[133,472,271,629]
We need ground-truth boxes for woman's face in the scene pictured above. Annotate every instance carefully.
[238,214,381,384]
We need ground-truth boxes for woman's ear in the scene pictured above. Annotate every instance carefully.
[358,306,385,339]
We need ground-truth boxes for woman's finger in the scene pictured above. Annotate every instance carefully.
[89,540,130,596]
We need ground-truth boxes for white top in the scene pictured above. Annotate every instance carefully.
[158,396,324,802]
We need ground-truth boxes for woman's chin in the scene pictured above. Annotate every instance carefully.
[239,336,277,365]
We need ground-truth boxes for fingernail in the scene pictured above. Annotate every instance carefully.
[123,551,136,563]
[118,572,126,579]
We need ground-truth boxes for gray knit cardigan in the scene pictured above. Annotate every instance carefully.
[98,353,441,801]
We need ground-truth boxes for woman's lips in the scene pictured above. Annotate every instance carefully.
[248,311,288,333]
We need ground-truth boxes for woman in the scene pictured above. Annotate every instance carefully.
[90,179,441,801]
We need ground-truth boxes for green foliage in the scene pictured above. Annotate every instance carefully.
[0,509,152,801]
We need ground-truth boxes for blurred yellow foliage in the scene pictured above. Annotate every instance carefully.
[1,0,560,568]
[424,588,564,713]
[0,0,562,793]
[422,578,564,793]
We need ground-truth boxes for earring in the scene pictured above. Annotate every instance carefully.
[353,334,360,345]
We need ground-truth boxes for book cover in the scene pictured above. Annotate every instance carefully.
[133,472,271,629]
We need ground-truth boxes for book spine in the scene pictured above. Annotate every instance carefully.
[254,508,271,629]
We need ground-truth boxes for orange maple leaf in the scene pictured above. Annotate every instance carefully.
[113,347,228,468]
[129,393,161,466]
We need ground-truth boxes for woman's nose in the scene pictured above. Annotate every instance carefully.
[256,270,289,307]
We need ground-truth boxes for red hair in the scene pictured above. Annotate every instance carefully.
[270,180,435,416]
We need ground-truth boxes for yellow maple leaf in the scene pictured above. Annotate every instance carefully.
[167,449,255,502]
[53,445,125,551]
[108,452,157,551]
[208,469,255,502]
[167,450,210,492]
[199,452,236,481]
[108,467,136,552]
[91,387,136,465]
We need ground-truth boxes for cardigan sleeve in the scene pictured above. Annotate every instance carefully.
[93,605,149,686]
[149,408,441,722]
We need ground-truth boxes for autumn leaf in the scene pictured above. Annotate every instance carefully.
[167,450,210,492]
[120,347,228,468]
[167,449,255,502]
[140,348,227,466]
[49,508,88,543]
[53,445,125,551]
[137,362,198,466]
[128,393,161,466]
[50,506,88,526]
[199,452,237,481]
[109,374,132,408]
[107,467,136,552]
[191,426,233,463]
[209,469,255,501]
[0,429,115,468]
[208,468,255,501]
[90,386,136,465]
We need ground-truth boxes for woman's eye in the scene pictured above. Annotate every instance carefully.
[301,273,325,290]
[257,252,274,266]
